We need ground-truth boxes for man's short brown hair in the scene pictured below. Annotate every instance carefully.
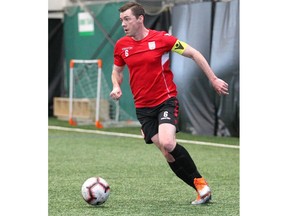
[119,2,145,19]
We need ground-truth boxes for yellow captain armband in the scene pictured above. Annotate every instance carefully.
[171,40,188,55]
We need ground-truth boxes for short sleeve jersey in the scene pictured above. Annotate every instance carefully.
[114,29,178,108]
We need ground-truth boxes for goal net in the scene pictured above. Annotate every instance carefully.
[69,59,134,128]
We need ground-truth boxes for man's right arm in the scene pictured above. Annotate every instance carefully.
[110,64,125,100]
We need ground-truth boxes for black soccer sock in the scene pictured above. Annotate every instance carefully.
[168,143,202,190]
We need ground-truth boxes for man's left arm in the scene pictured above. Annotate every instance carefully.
[172,40,229,96]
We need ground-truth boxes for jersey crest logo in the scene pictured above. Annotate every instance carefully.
[148,41,156,50]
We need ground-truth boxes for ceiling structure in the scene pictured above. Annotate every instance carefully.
[49,0,231,18]
[68,0,232,15]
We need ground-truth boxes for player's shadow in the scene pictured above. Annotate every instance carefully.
[84,205,109,209]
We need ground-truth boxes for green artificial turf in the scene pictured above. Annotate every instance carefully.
[49,118,239,216]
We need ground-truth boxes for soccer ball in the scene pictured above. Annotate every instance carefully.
[81,176,110,206]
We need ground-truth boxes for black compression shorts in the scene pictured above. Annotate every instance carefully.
[136,97,180,144]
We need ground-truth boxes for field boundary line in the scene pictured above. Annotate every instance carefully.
[48,126,239,149]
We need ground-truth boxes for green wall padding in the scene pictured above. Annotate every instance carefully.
[63,1,137,121]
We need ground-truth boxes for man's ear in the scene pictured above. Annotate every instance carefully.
[138,15,144,23]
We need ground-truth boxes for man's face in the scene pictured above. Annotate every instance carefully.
[120,9,141,37]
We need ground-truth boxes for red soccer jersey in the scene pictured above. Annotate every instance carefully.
[114,29,178,108]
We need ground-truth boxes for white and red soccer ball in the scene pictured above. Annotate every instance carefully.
[81,176,110,206]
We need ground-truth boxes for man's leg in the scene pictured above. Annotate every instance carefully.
[153,123,211,204]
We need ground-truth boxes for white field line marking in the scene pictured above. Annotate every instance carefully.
[48,126,239,149]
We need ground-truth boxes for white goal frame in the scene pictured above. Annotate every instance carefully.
[69,59,104,128]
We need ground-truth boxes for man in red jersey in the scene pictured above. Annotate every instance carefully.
[110,2,229,205]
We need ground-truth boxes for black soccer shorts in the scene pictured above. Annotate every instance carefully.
[136,97,180,144]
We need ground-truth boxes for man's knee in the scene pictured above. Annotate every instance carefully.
[160,139,176,152]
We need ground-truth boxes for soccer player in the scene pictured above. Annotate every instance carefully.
[110,2,229,205]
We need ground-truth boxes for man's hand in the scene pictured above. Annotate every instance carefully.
[110,86,122,100]
[211,78,229,95]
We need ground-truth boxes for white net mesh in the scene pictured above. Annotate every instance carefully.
[70,60,139,127]
[70,61,117,125]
